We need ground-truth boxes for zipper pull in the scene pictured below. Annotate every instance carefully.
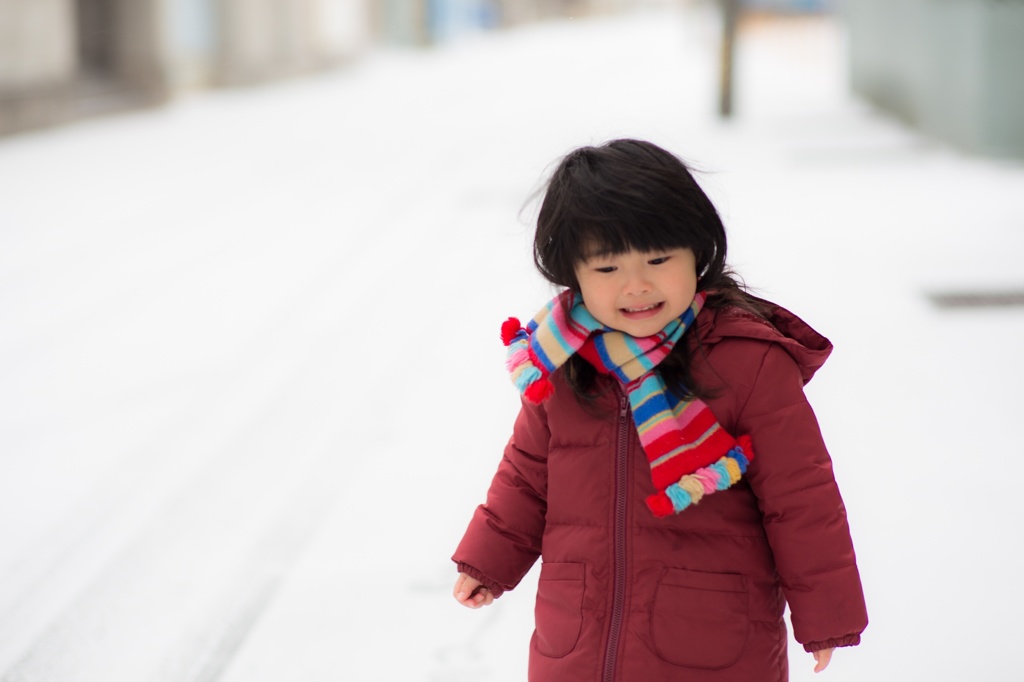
[619,394,629,419]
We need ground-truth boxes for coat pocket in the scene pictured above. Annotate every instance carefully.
[533,562,585,658]
[650,568,750,669]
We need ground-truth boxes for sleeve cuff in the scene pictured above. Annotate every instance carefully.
[803,633,861,653]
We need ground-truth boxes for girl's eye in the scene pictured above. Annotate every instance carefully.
[648,256,670,265]
[595,266,616,273]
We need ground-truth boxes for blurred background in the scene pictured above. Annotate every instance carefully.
[2,0,1023,156]
[2,1,1023,681]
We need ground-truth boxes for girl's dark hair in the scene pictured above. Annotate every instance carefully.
[533,139,769,400]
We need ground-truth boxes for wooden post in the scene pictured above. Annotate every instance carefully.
[718,0,738,118]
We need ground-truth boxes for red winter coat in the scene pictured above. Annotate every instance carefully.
[453,302,867,682]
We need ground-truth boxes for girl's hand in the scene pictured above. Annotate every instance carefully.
[813,647,834,673]
[453,573,494,609]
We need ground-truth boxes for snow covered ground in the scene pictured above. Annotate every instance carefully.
[2,5,1023,681]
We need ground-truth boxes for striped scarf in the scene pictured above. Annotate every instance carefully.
[501,290,754,517]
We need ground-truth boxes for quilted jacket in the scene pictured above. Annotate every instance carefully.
[453,302,868,681]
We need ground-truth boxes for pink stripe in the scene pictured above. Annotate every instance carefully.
[641,415,685,445]
[669,400,703,429]
[551,306,590,347]
[638,398,702,437]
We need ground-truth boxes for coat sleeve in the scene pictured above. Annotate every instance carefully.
[451,396,549,598]
[736,343,868,652]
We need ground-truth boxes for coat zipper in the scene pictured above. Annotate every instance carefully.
[602,392,630,682]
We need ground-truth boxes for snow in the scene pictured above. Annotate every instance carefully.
[2,6,1024,681]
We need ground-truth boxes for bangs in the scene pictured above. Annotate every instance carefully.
[570,216,696,262]
[552,199,704,266]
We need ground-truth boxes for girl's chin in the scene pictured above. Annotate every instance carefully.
[615,317,668,338]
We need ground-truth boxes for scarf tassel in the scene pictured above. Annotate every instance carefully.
[501,317,525,346]
[646,435,755,518]
[524,377,554,403]
[503,317,555,403]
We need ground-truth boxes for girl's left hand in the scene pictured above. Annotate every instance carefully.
[813,648,834,673]
[453,573,494,609]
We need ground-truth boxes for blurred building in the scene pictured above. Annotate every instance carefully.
[0,0,372,136]
[740,0,835,12]
[0,0,641,137]
[371,0,638,45]
[845,0,1024,159]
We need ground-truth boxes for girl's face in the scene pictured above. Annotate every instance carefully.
[573,247,698,338]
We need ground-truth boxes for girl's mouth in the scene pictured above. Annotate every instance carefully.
[621,302,664,318]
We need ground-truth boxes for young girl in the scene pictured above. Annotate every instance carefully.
[451,139,867,681]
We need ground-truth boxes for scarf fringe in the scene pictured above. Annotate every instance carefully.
[502,317,554,403]
[501,317,525,345]
[646,435,755,517]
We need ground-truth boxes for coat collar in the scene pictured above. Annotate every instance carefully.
[693,299,832,385]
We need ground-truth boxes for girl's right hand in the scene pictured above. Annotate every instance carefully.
[453,572,494,609]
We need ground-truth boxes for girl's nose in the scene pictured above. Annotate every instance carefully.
[624,273,652,295]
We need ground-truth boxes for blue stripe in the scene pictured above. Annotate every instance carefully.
[571,303,604,331]
[663,384,697,414]
[593,337,632,383]
[542,324,580,366]
[622,335,655,373]
[679,310,696,329]
[635,404,673,433]
[661,318,682,340]
[529,337,557,372]
[630,374,663,403]
[632,385,672,426]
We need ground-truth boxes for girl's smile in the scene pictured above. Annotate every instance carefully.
[573,247,699,338]
[621,302,664,316]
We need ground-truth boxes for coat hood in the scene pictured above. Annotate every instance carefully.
[694,298,833,385]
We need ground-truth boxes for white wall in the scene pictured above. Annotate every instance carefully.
[0,0,76,88]
[314,0,371,61]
